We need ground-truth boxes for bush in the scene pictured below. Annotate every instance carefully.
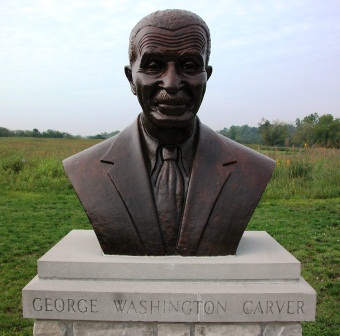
[1,156,25,174]
[288,160,312,178]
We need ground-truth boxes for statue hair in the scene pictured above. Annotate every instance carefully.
[128,9,211,65]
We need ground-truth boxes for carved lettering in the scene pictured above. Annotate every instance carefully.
[276,301,285,313]
[90,299,98,313]
[31,298,98,314]
[54,298,64,312]
[266,301,274,314]
[151,300,160,314]
[31,297,307,316]
[77,299,87,313]
[113,300,127,313]
[298,301,305,314]
[127,301,137,314]
[45,298,53,311]
[68,299,76,312]
[33,298,42,311]
[111,299,228,315]
[169,301,179,313]
[139,300,147,314]
[182,301,192,314]
[204,301,214,314]
[253,301,264,314]
[243,301,252,314]
[242,300,306,315]
[287,301,295,314]
[217,301,227,314]
[192,300,204,314]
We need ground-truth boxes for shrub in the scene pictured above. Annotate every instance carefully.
[288,160,312,178]
[1,156,25,174]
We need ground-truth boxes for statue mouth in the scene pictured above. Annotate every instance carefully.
[157,103,189,116]
[152,91,192,116]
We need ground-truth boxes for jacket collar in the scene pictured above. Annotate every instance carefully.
[177,122,237,254]
[100,117,164,255]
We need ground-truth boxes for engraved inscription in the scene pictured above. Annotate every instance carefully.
[30,296,307,318]
[112,299,227,315]
[242,300,305,315]
[32,298,98,313]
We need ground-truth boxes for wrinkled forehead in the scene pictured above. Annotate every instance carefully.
[135,25,207,57]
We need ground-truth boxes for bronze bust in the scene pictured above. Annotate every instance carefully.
[63,9,275,256]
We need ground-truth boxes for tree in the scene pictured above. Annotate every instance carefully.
[258,119,289,146]
[294,113,319,146]
[286,124,296,146]
[98,131,120,139]
[87,134,106,140]
[42,129,64,138]
[0,127,12,137]
[32,128,40,137]
[13,129,33,137]
[314,114,340,148]
[238,125,262,144]
[219,125,262,144]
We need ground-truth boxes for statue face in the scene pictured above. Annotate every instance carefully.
[125,25,212,129]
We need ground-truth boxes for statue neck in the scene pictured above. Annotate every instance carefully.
[141,114,196,144]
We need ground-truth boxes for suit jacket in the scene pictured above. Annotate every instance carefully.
[63,116,275,256]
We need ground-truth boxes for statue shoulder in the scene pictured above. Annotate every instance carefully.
[63,118,139,194]
[217,133,276,177]
[63,134,119,174]
[198,123,275,178]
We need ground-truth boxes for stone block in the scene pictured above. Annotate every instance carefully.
[262,322,302,336]
[158,323,190,336]
[37,230,301,281]
[73,321,153,336]
[22,276,316,322]
[195,323,261,336]
[22,231,316,326]
[33,320,67,336]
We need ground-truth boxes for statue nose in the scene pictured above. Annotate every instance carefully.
[161,63,182,93]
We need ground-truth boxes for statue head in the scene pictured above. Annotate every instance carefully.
[124,9,213,133]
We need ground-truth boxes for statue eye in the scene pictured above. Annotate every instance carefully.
[181,60,198,72]
[145,60,163,72]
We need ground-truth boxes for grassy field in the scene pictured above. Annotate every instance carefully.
[0,138,339,335]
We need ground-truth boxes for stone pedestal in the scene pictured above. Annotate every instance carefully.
[23,230,316,335]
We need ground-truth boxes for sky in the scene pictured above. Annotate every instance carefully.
[1,0,340,136]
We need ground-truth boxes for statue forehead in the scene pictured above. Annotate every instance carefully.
[130,9,210,40]
[135,25,207,54]
[128,10,211,65]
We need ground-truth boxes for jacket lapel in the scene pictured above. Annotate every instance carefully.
[177,123,237,254]
[100,118,164,255]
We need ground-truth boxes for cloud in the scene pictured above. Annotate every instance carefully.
[1,0,339,134]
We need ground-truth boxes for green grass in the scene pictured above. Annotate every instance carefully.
[248,199,340,336]
[0,138,339,335]
[259,146,340,200]
[0,191,91,335]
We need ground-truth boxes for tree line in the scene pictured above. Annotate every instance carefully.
[1,113,338,148]
[0,127,119,140]
[220,113,339,148]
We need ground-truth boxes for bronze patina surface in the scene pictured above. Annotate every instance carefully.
[63,9,275,256]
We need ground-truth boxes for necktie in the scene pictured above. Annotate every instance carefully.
[154,145,184,254]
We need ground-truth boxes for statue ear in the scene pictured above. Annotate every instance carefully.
[206,65,213,80]
[124,65,136,95]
